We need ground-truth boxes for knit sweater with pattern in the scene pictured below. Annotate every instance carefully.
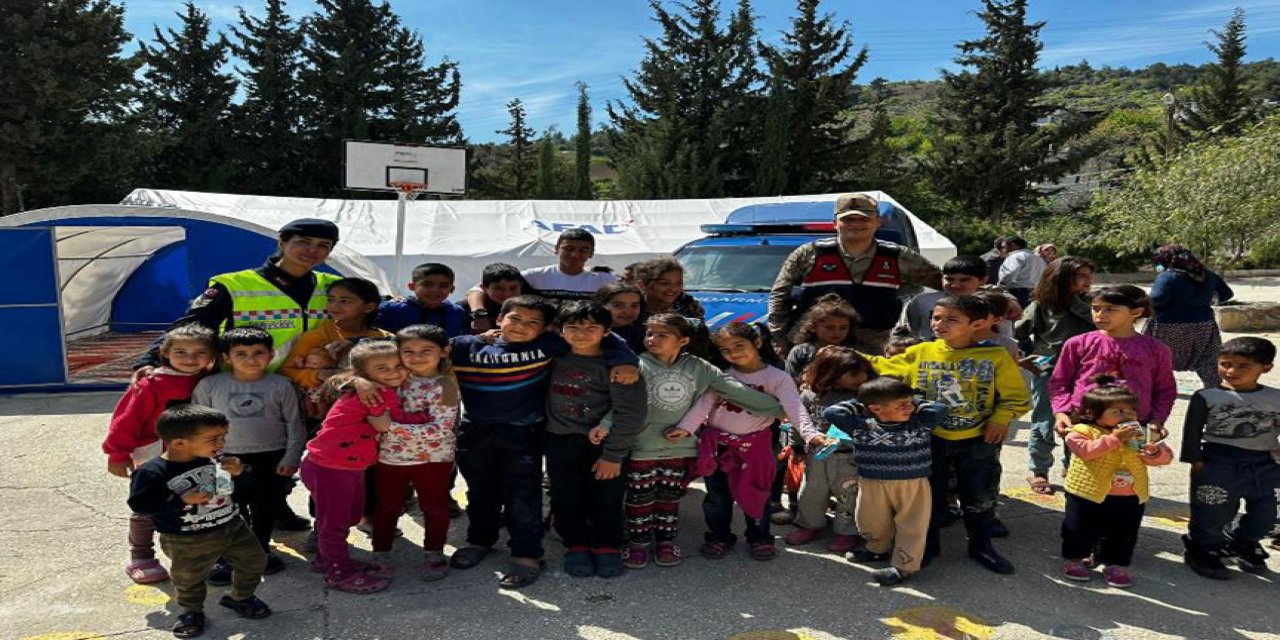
[824,401,948,480]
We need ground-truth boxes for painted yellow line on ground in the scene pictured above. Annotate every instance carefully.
[122,584,170,606]
[20,633,107,640]
[881,605,994,639]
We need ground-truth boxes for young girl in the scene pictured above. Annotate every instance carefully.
[369,324,460,581]
[632,257,704,319]
[785,293,861,381]
[1061,377,1172,587]
[301,340,405,594]
[788,346,878,554]
[1050,285,1176,458]
[103,324,217,584]
[1015,257,1096,494]
[593,281,647,354]
[673,323,822,561]
[621,313,783,569]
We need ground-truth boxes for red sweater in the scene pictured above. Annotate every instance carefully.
[102,370,204,464]
[306,388,409,471]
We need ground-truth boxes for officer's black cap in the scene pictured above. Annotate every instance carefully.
[278,218,340,243]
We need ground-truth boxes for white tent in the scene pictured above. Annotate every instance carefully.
[122,190,957,298]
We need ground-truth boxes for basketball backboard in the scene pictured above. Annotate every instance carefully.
[343,140,467,195]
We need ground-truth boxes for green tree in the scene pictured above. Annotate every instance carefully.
[574,82,593,199]
[608,0,759,198]
[373,27,462,144]
[0,0,137,213]
[137,2,238,191]
[925,0,1098,221]
[755,0,867,194]
[1182,8,1254,138]
[498,99,535,198]
[535,129,571,199]
[229,0,304,195]
[854,78,901,190]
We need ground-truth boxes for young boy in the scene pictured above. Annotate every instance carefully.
[1181,337,1280,579]
[447,295,638,588]
[466,230,617,313]
[866,295,1031,574]
[544,303,648,578]
[893,255,987,341]
[378,263,469,337]
[469,262,525,332]
[128,404,270,638]
[192,327,305,580]
[825,378,948,586]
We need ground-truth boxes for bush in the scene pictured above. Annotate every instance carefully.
[1243,234,1280,269]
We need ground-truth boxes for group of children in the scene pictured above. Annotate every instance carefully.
[105,232,1280,638]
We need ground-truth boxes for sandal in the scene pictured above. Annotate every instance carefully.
[699,540,732,560]
[325,571,390,594]
[749,542,778,561]
[498,560,545,590]
[563,546,595,577]
[125,558,170,584]
[171,611,206,638]
[449,545,491,570]
[218,594,272,619]
[1027,475,1055,495]
[353,559,395,580]
[421,551,450,582]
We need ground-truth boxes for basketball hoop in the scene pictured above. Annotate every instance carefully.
[389,180,428,201]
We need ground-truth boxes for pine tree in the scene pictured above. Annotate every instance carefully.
[925,0,1098,221]
[373,27,463,144]
[1182,8,1253,138]
[229,0,304,195]
[535,130,561,199]
[608,0,760,198]
[756,0,867,194]
[137,2,238,191]
[855,78,900,189]
[498,99,535,198]
[574,82,593,199]
[0,0,137,213]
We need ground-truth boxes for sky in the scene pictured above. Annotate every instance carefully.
[122,0,1280,143]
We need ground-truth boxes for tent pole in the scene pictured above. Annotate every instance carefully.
[394,192,407,287]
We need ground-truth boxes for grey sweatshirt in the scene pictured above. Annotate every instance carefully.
[192,373,307,466]
[1180,385,1280,462]
[546,352,649,462]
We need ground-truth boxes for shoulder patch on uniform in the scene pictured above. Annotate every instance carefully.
[191,288,219,308]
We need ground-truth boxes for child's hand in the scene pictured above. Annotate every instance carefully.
[107,460,134,478]
[1138,444,1162,458]
[181,491,212,505]
[219,456,244,476]
[982,422,1009,444]
[368,411,392,433]
[610,364,640,385]
[350,377,381,407]
[1052,413,1074,437]
[1148,423,1168,443]
[1113,424,1141,442]
[276,464,298,477]
[663,427,692,441]
[588,426,609,445]
[808,435,835,448]
[129,366,155,389]
[478,329,501,344]
[593,458,622,480]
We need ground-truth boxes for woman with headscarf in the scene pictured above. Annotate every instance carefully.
[1145,244,1235,387]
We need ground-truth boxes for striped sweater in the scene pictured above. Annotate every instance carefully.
[823,401,948,480]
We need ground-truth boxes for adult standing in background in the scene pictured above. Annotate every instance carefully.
[465,228,616,320]
[981,237,1007,285]
[767,193,942,356]
[997,236,1046,307]
[1145,244,1235,388]
[1035,243,1059,264]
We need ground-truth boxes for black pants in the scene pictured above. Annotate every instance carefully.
[1061,493,1143,566]
[1188,445,1280,549]
[228,449,291,553]
[703,468,772,545]
[456,420,545,559]
[543,432,626,549]
[926,436,1001,556]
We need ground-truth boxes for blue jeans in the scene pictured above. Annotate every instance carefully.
[1027,374,1062,476]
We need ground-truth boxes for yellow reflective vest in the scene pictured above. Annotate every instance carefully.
[209,269,342,372]
[1063,424,1152,504]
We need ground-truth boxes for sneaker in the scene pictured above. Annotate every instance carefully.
[563,546,595,577]
[1062,560,1091,581]
[700,540,733,560]
[748,542,777,561]
[263,554,286,576]
[207,560,233,586]
[623,543,649,569]
[828,534,862,554]
[1182,535,1231,580]
[1103,566,1133,588]
[846,547,891,563]
[989,517,1010,538]
[420,551,450,582]
[784,527,822,546]
[274,512,311,532]
[1227,533,1271,574]
[968,544,1016,575]
[872,567,906,586]
[655,542,683,567]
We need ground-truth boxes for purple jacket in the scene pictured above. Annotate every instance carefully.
[1050,331,1177,424]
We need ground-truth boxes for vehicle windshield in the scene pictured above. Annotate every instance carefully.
[675,244,797,292]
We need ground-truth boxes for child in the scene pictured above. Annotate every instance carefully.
[973,290,1021,360]
[883,336,922,358]
[469,262,526,332]
[377,263,469,337]
[1015,256,1096,495]
[544,303,648,578]
[301,340,402,594]
[104,325,217,584]
[622,313,782,568]
[785,293,861,382]
[192,327,306,580]
[824,378,948,586]
[593,281,647,354]
[446,295,638,589]
[632,256,705,319]
[788,346,878,553]
[128,404,270,638]
[866,295,1031,574]
[369,324,460,581]
[673,322,819,561]
[1050,285,1176,454]
[892,255,988,341]
[298,348,338,416]
[1061,378,1172,587]
[1181,337,1280,579]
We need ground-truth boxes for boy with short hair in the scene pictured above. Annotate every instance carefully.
[893,256,987,341]
[825,378,948,586]
[1181,337,1280,579]
[447,295,638,589]
[378,262,469,336]
[867,295,1031,574]
[192,327,305,581]
[128,404,270,638]
[469,262,525,332]
[544,302,648,578]
[466,230,617,313]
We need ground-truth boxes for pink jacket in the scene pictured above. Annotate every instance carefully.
[1050,331,1177,424]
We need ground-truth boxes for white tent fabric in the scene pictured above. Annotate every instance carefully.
[55,226,186,339]
[121,190,957,296]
